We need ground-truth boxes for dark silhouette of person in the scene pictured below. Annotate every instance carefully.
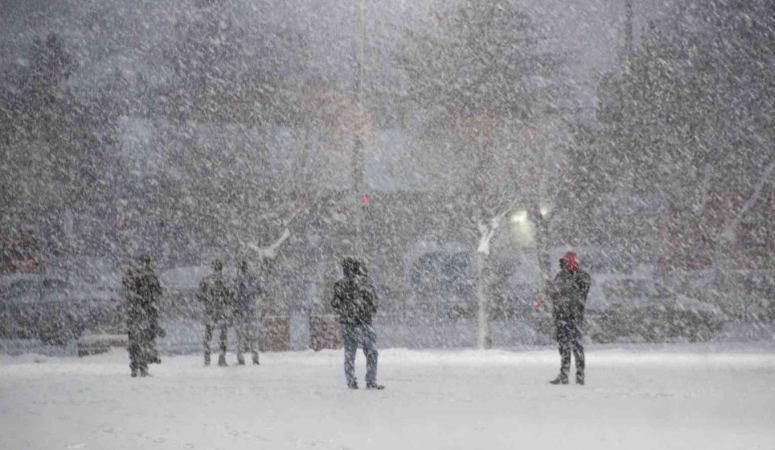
[234,260,262,365]
[124,255,164,377]
[547,251,591,385]
[331,257,383,389]
[197,259,235,366]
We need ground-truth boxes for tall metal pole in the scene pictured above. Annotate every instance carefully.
[356,0,366,99]
[624,0,633,71]
[352,0,366,258]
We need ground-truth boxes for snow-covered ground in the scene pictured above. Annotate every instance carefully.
[1,345,774,450]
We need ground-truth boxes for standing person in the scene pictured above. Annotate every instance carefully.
[331,257,384,390]
[123,255,164,378]
[197,259,235,366]
[234,260,262,365]
[547,251,591,385]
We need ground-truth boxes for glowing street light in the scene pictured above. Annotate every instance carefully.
[511,210,528,223]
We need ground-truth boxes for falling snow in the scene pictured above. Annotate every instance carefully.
[1,0,774,448]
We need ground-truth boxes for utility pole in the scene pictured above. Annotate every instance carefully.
[624,0,634,71]
[352,0,367,258]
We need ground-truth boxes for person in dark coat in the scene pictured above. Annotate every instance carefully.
[234,260,262,365]
[547,251,591,385]
[331,257,383,389]
[197,259,235,366]
[124,255,164,378]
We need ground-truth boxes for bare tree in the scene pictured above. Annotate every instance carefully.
[593,0,775,317]
[397,0,565,347]
[1,34,120,257]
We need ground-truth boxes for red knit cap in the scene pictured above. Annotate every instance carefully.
[563,251,579,271]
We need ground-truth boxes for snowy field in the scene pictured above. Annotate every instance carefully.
[1,345,775,450]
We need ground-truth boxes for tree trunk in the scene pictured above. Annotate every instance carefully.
[476,251,492,349]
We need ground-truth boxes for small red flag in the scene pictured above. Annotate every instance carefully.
[362,194,369,204]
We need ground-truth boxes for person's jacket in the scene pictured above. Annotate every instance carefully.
[124,266,162,335]
[197,273,235,322]
[332,260,378,326]
[234,274,262,321]
[549,268,591,327]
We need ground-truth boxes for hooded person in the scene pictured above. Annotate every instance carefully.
[197,258,235,366]
[331,257,383,390]
[234,260,262,365]
[123,255,163,377]
[546,251,591,385]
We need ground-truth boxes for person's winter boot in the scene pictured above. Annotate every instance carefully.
[204,354,211,366]
[549,374,569,385]
[139,368,149,377]
[131,368,138,378]
[347,381,359,390]
[366,383,385,390]
[218,355,228,367]
[576,373,585,386]
[252,359,260,366]
[237,356,245,366]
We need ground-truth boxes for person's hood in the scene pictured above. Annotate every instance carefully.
[342,257,361,278]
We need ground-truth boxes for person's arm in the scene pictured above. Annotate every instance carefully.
[196,281,208,304]
[331,283,342,313]
[151,275,163,299]
[545,274,565,298]
[227,280,237,301]
[364,281,378,315]
[225,281,237,317]
[149,289,160,321]
[149,290,165,337]
[234,279,243,301]
[122,275,131,306]
[577,272,592,300]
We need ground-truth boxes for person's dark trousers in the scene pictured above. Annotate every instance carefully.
[342,324,378,388]
[128,328,154,375]
[128,330,147,375]
[558,336,585,382]
[236,318,259,365]
[204,321,228,365]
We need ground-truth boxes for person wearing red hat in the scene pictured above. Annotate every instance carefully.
[546,251,591,385]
